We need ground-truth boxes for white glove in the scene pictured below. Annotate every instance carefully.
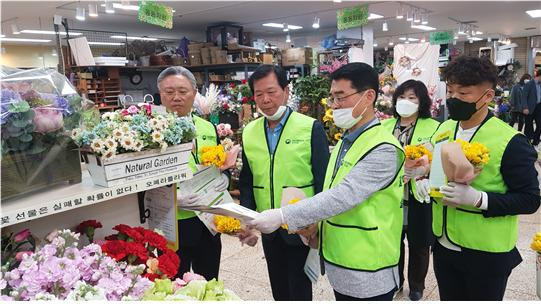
[299,235,309,246]
[214,173,229,192]
[248,209,284,234]
[439,182,483,208]
[405,166,427,179]
[177,193,201,207]
[415,179,431,203]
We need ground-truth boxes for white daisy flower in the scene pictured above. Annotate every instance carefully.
[71,128,81,138]
[104,137,117,150]
[112,129,124,140]
[101,149,116,160]
[134,140,144,151]
[149,118,161,130]
[120,136,136,151]
[90,138,105,153]
[151,131,164,143]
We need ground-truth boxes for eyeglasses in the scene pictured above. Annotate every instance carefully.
[328,91,362,106]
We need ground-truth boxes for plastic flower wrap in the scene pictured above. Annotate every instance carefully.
[213,215,241,235]
[0,229,152,301]
[101,224,179,281]
[71,103,196,160]
[441,140,490,184]
[531,232,541,253]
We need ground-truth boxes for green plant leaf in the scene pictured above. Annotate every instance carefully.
[19,134,33,142]
[12,119,29,128]
[8,101,31,113]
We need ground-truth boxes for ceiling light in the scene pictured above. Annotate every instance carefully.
[526,9,541,18]
[283,23,289,32]
[396,5,404,19]
[51,49,58,56]
[454,34,459,39]
[399,37,407,41]
[487,37,492,42]
[421,14,428,25]
[89,4,98,17]
[368,13,384,20]
[470,37,483,41]
[405,40,410,44]
[385,46,389,51]
[476,31,483,35]
[76,7,85,21]
[110,35,158,41]
[262,23,302,30]
[421,36,426,43]
[100,2,139,11]
[469,39,473,44]
[408,37,419,42]
[389,40,394,46]
[411,25,436,31]
[333,0,342,3]
[458,24,465,35]
[414,11,421,23]
[87,42,125,46]
[0,35,4,38]
[382,21,388,32]
[373,42,378,47]
[286,34,291,43]
[11,24,20,35]
[312,17,320,29]
[0,37,52,43]
[406,10,413,21]
[105,1,114,13]
[453,40,457,45]
[21,30,82,36]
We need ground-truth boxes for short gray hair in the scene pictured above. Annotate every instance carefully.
[157,66,197,90]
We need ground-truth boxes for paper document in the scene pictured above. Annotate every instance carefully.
[429,131,450,197]
[144,185,179,250]
[304,249,321,284]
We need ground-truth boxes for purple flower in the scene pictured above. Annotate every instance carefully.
[1,89,20,124]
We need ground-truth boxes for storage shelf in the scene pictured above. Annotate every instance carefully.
[1,169,190,228]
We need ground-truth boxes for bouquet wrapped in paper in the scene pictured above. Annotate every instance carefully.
[441,139,490,184]
[404,143,432,183]
[1,68,95,199]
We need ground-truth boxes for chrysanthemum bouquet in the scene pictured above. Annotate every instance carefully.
[71,104,196,160]
[441,139,490,184]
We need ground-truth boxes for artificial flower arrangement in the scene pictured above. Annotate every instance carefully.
[404,144,433,183]
[211,84,242,116]
[1,229,36,273]
[441,139,490,184]
[320,98,344,146]
[101,224,179,282]
[0,68,94,199]
[71,104,196,160]
[200,123,241,171]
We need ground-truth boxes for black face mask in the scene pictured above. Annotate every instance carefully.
[446,90,489,121]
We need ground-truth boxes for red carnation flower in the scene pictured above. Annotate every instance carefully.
[144,273,161,282]
[223,103,230,110]
[76,220,102,243]
[229,83,236,88]
[101,240,128,261]
[125,241,149,263]
[113,224,144,242]
[242,97,248,104]
[143,230,168,251]
[241,79,247,84]
[157,249,180,278]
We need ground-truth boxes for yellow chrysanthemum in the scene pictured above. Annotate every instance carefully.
[323,109,333,123]
[200,145,226,167]
[455,139,490,167]
[334,132,342,141]
[281,198,301,230]
[404,144,432,162]
[531,232,541,253]
[214,215,241,234]
[321,98,327,106]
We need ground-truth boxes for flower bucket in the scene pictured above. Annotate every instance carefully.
[82,143,193,187]
[1,138,82,200]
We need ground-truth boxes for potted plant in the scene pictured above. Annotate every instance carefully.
[292,75,330,119]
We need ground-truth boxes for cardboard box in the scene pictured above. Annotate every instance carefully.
[282,47,313,66]
[262,54,273,64]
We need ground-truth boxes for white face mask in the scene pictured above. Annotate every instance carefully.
[259,105,287,121]
[395,99,419,117]
[524,79,530,84]
[333,95,368,129]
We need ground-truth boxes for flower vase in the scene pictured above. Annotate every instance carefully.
[1,137,82,200]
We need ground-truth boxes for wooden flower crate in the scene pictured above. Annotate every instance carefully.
[1,140,82,200]
[81,143,193,187]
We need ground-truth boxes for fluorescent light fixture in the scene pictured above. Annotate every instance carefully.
[382,21,388,32]
[396,6,404,19]
[105,1,114,13]
[283,23,289,32]
[487,37,492,42]
[100,3,139,11]
[89,4,98,17]
[389,41,394,46]
[88,42,125,46]
[51,49,58,56]
[400,37,419,42]
[312,17,320,29]
[454,34,458,39]
[368,13,384,20]
[399,37,407,41]
[406,10,413,21]
[333,0,342,3]
[526,9,541,18]
[111,35,158,41]
[476,31,483,35]
[0,37,52,43]
[262,23,302,30]
[414,11,421,23]
[11,24,20,35]
[286,34,291,43]
[0,35,4,38]
[21,30,82,36]
[470,37,483,41]
[411,25,436,31]
[373,42,378,47]
[421,14,428,25]
[76,7,85,21]
[458,24,465,35]
[405,40,410,44]
[421,36,426,43]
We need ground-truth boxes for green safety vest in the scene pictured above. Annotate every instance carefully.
[381,117,440,202]
[242,111,316,212]
[320,123,405,271]
[431,117,519,253]
[177,115,218,220]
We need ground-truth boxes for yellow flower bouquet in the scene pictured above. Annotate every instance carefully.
[214,215,241,235]
[531,232,541,253]
[441,140,490,184]
[200,143,240,170]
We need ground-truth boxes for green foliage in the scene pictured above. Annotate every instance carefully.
[293,75,330,104]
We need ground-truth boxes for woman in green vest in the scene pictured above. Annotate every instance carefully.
[381,79,440,301]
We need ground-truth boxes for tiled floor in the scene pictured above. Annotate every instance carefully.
[218,207,541,301]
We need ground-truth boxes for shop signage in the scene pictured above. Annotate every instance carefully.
[430,31,454,45]
[337,4,369,30]
[0,170,191,228]
[138,0,174,29]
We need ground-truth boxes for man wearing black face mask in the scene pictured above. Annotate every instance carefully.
[429,56,540,300]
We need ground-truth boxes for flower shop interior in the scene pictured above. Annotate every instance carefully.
[1,0,541,301]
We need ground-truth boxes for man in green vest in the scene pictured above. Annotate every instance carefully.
[249,62,405,301]
[430,56,540,300]
[157,66,229,281]
[238,65,330,300]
